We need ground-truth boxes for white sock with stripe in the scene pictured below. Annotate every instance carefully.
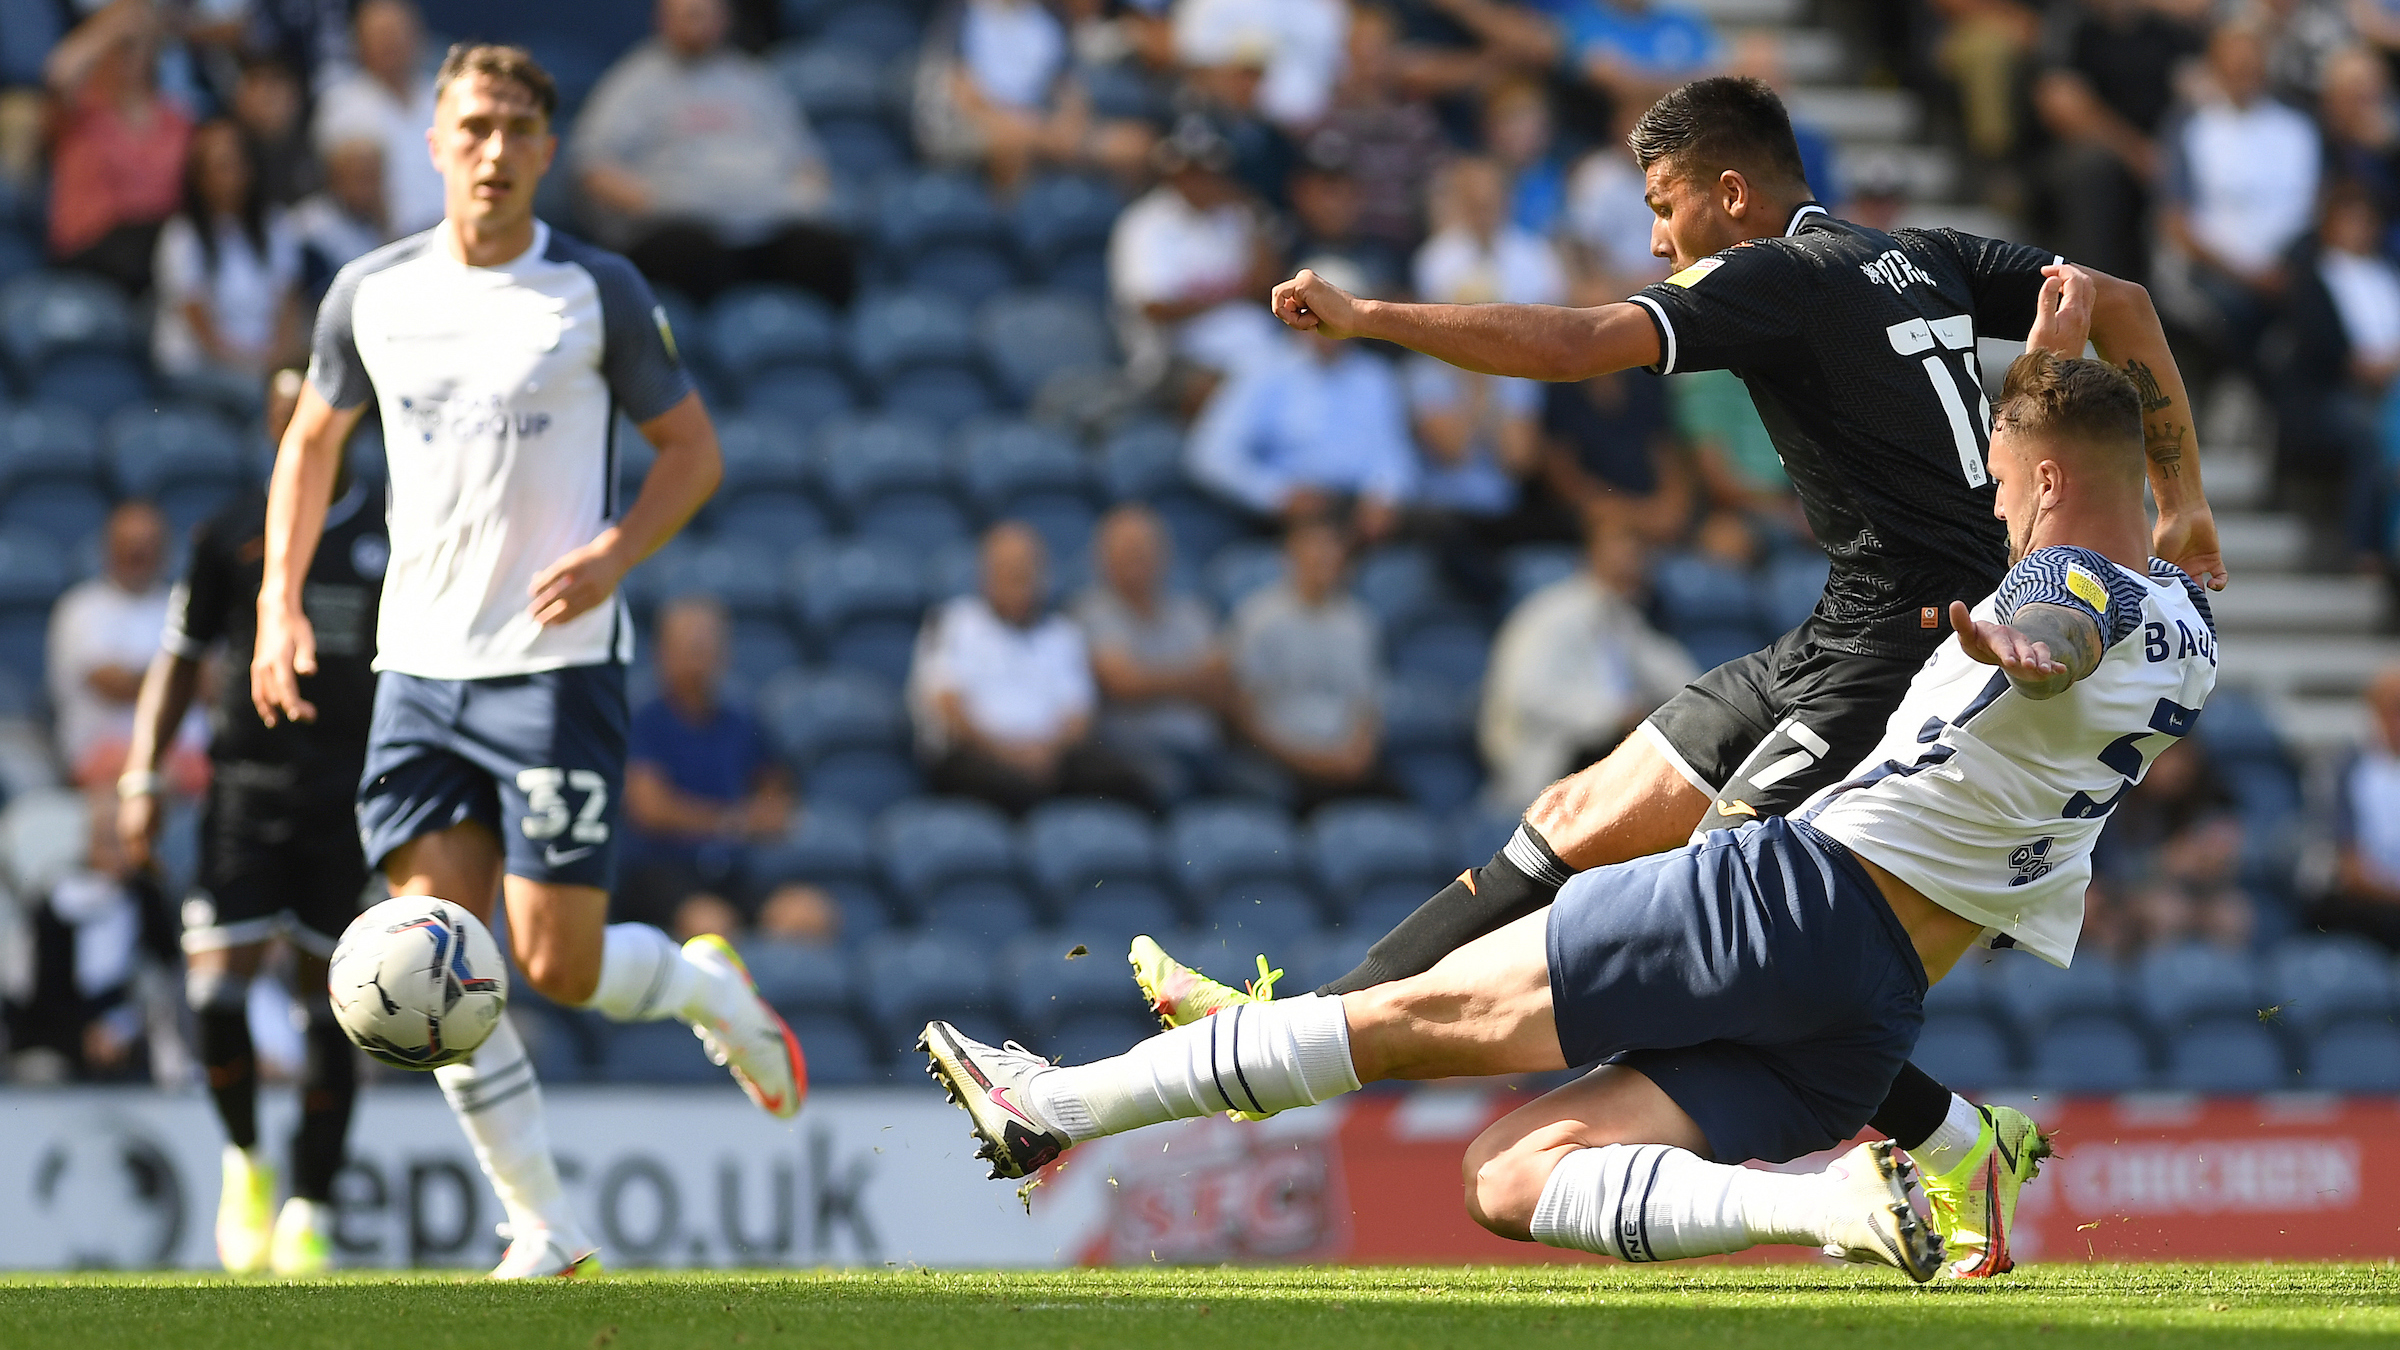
[579,923,709,1024]
[433,1016,589,1247]
[1912,1095,1986,1175]
[1028,993,1361,1140]
[1530,1144,1827,1260]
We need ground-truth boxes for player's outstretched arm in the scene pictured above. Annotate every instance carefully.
[2072,266,2226,591]
[528,390,721,627]
[1270,268,1661,382]
[1947,599,2104,700]
[116,647,201,870]
[253,382,363,727]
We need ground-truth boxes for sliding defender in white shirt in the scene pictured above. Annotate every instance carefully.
[922,329,2217,1282]
[251,43,804,1280]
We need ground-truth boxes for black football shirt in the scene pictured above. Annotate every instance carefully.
[1629,205,2056,658]
[163,481,386,779]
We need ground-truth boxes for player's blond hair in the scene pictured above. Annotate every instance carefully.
[1992,351,2144,482]
[433,42,557,121]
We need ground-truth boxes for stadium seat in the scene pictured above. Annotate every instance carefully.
[2027,1014,2152,1092]
[1923,949,1998,1017]
[824,617,919,682]
[956,418,1092,515]
[1911,1011,2016,1089]
[741,940,853,1014]
[815,116,910,181]
[1447,804,1520,874]
[1166,799,1305,903]
[1008,494,1098,569]
[2307,1017,2400,1092]
[743,365,859,429]
[876,175,1008,269]
[649,538,789,617]
[1151,491,1246,569]
[1044,1009,1157,1067]
[856,490,976,553]
[1990,950,2127,1030]
[1503,543,1581,610]
[33,350,150,419]
[728,617,805,688]
[772,40,890,120]
[0,609,46,693]
[922,877,1042,942]
[2264,935,2393,1031]
[1202,880,1326,950]
[0,228,37,291]
[0,270,137,374]
[1204,538,1284,612]
[784,1013,878,1085]
[860,931,999,1034]
[713,490,832,547]
[876,366,997,429]
[1023,798,1161,903]
[1345,892,1423,941]
[998,931,1131,1028]
[977,291,1114,404]
[1012,175,1122,277]
[1390,620,1491,692]
[0,481,111,552]
[762,667,907,762]
[1654,552,1758,629]
[849,291,981,384]
[813,412,952,515]
[877,797,1021,909]
[804,749,923,818]
[1307,800,1444,905]
[2164,1019,2291,1094]
[709,285,842,385]
[1389,749,1483,817]
[1100,418,1185,502]
[0,528,64,609]
[1057,887,1184,947]
[0,404,102,493]
[599,1020,722,1084]
[788,537,927,635]
[817,2,922,60]
[1353,545,1443,632]
[749,800,877,885]
[713,413,817,497]
[105,404,248,500]
[2132,942,2263,1029]
[1381,674,1473,754]
[1759,550,1831,633]
[906,244,1021,308]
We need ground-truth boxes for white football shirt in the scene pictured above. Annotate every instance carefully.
[1799,547,2221,967]
[307,221,692,679]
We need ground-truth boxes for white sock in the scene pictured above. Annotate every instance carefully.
[434,1016,588,1247]
[1028,993,1361,1140]
[1912,1095,1986,1175]
[579,923,708,1024]
[1530,1144,1832,1261]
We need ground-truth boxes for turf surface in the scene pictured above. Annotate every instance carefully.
[4,1265,2395,1349]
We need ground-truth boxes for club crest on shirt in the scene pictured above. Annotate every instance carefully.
[1665,257,1724,288]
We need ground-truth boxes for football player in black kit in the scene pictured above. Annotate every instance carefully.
[1134,77,2227,1276]
[118,369,386,1275]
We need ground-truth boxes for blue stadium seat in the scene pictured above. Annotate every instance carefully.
[977,291,1114,404]
[0,404,101,492]
[761,667,907,761]
[906,245,1021,308]
[853,491,974,552]
[0,528,65,609]
[1307,800,1444,905]
[1447,805,1520,875]
[1008,494,1098,570]
[709,285,842,385]
[804,749,922,818]
[2027,1014,2152,1092]
[1990,951,2127,1030]
[33,351,150,419]
[713,413,821,500]
[876,366,996,429]
[0,609,45,693]
[2164,1019,2291,1093]
[923,878,1041,942]
[0,0,60,101]
[999,934,1125,1031]
[728,617,805,688]
[1057,887,1183,946]
[1023,798,1161,903]
[876,174,1008,268]
[1381,675,1473,754]
[0,271,137,374]
[812,412,951,516]
[2264,935,2393,1031]
[750,800,877,885]
[1202,881,1326,950]
[1911,1011,2016,1089]
[1391,620,1490,692]
[788,537,927,635]
[1012,176,1123,279]
[1390,750,1482,816]
[785,1013,878,1084]
[1654,552,1758,629]
[1044,1010,1157,1067]
[1152,491,1245,569]
[849,291,981,383]
[650,538,789,617]
[1204,538,1284,612]
[1924,949,1998,1017]
[860,931,998,1034]
[0,227,37,291]
[713,491,832,548]
[924,539,983,603]
[1345,892,1423,940]
[957,418,1091,513]
[1284,930,1372,993]
[817,877,899,945]
[599,1020,722,1084]
[815,117,909,181]
[517,1001,597,1082]
[877,797,1020,909]
[772,40,890,120]
[1100,418,1185,502]
[2198,687,2286,765]
[1759,550,1831,633]
[817,3,922,60]
[0,481,111,553]
[1167,799,1304,902]
[744,365,858,430]
[1354,545,1443,633]
[741,940,852,1014]
[1503,543,1582,610]
[2307,1017,2400,1092]
[2132,942,2262,1030]
[105,404,247,500]
[824,617,919,682]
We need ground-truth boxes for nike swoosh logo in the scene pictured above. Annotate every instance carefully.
[544,844,597,867]
[1716,799,1758,818]
[989,1084,1037,1128]
[1988,1111,2019,1171]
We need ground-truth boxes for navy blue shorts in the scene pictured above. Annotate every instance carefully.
[1546,817,1927,1164]
[358,665,628,891]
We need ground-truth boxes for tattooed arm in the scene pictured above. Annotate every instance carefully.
[1947,600,2106,700]
[2080,270,2225,590]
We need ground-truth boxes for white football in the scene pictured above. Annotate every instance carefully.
[328,896,509,1070]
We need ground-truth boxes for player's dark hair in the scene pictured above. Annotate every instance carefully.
[1993,351,2144,480]
[434,42,558,121]
[1627,77,1810,192]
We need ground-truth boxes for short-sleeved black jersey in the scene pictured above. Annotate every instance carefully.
[163,482,386,773]
[1629,205,2056,657]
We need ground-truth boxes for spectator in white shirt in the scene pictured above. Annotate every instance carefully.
[290,137,389,300]
[1173,0,1349,130]
[2272,179,2400,568]
[1108,113,1281,385]
[915,0,1150,191]
[1229,518,1388,812]
[1075,504,1230,802]
[151,119,303,414]
[1479,517,1695,812]
[1413,154,1567,306]
[2160,23,2321,373]
[1405,354,1542,522]
[575,0,854,305]
[1187,320,1417,542]
[49,502,197,788]
[912,522,1155,814]
[311,0,443,236]
[2319,662,2400,949]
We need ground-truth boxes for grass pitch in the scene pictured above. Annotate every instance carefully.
[4,1264,2393,1349]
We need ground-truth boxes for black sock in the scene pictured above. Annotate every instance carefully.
[1318,824,1573,995]
[1870,1061,1955,1150]
[197,1005,258,1151]
[292,1003,358,1204]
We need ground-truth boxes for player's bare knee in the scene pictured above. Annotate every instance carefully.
[1462,1137,1549,1242]
[519,949,598,1006]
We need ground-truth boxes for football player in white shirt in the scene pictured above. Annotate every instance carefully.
[919,313,2218,1281]
[251,44,803,1279]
